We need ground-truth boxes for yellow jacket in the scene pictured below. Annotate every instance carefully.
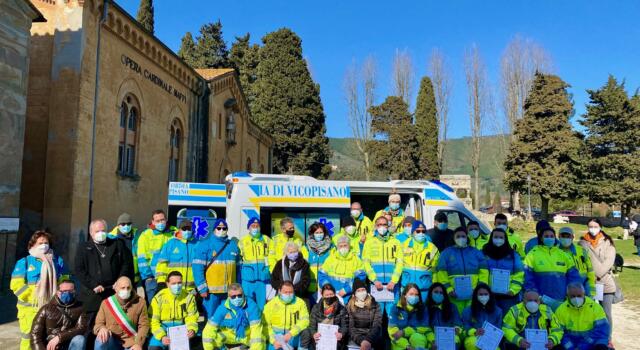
[263,296,309,344]
[362,235,403,284]
[269,233,304,271]
[238,234,273,282]
[502,302,563,346]
[149,288,199,340]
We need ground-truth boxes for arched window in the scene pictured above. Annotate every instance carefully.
[168,119,182,182]
[246,157,252,172]
[118,95,139,176]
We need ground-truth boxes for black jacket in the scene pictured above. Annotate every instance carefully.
[309,300,349,349]
[75,238,133,312]
[30,297,88,350]
[427,227,455,251]
[270,256,311,297]
[347,296,382,346]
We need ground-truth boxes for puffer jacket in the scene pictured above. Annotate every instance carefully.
[346,296,382,345]
[579,235,617,293]
[309,299,349,349]
[30,297,88,350]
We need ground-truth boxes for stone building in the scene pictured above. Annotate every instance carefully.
[17,0,273,268]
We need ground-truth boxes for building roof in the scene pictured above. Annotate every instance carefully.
[196,68,235,81]
[23,0,46,22]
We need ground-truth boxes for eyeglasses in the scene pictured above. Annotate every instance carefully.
[415,230,426,233]
[215,227,227,231]
[120,223,132,226]
[229,294,243,299]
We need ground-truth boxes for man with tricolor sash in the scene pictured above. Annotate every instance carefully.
[94,276,148,350]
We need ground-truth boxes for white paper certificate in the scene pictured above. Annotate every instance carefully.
[476,321,503,350]
[525,329,547,350]
[454,275,473,300]
[490,268,511,294]
[595,283,604,301]
[167,325,190,350]
[435,327,456,350]
[317,323,339,350]
[275,334,293,350]
[370,283,394,302]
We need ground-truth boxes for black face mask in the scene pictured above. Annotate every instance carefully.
[324,296,338,305]
[285,229,295,237]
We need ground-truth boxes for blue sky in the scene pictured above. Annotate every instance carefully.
[118,0,640,139]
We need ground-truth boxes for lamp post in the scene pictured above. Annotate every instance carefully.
[527,174,532,221]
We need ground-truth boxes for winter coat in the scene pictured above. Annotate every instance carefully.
[93,294,149,348]
[270,256,311,297]
[427,227,455,252]
[579,235,617,294]
[309,300,349,349]
[347,296,382,346]
[30,297,88,350]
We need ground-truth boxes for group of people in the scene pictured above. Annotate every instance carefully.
[10,194,619,350]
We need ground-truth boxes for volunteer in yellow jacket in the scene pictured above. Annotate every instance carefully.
[467,221,489,250]
[333,216,366,257]
[350,201,374,238]
[269,217,304,271]
[502,289,563,350]
[557,227,596,297]
[373,193,405,230]
[263,281,310,350]
[137,209,175,302]
[238,217,273,310]
[494,213,525,258]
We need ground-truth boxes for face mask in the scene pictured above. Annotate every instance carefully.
[559,237,573,248]
[155,222,166,232]
[280,293,294,304]
[214,228,228,238]
[94,231,107,243]
[403,227,412,235]
[406,295,420,306]
[431,292,444,304]
[345,226,356,235]
[525,301,539,313]
[314,233,325,241]
[388,225,396,233]
[455,237,468,248]
[338,247,349,257]
[38,243,50,253]
[350,210,361,218]
[355,290,368,302]
[493,238,505,247]
[169,284,183,295]
[285,229,295,237]
[543,237,555,247]
[181,230,192,240]
[250,228,260,237]
[437,223,448,231]
[287,252,299,261]
[478,295,490,305]
[59,291,74,305]
[496,224,508,231]
[118,289,131,300]
[324,296,338,305]
[119,225,132,234]
[389,203,400,211]
[469,229,480,239]
[570,296,585,307]
[414,233,427,243]
[589,227,600,236]
[230,296,244,307]
[377,227,388,236]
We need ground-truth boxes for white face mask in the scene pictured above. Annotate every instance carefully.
[118,289,131,300]
[38,243,50,253]
[588,227,600,236]
[345,226,356,235]
[355,290,367,302]
[570,296,585,307]
[94,231,107,243]
[525,301,539,313]
[338,247,349,256]
[350,209,361,218]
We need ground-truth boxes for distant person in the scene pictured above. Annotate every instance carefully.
[270,241,311,300]
[137,210,175,302]
[269,217,304,271]
[318,235,366,303]
[301,222,334,300]
[524,219,553,254]
[394,216,416,243]
[494,213,525,258]
[400,220,439,301]
[461,283,503,350]
[373,193,405,229]
[502,289,563,350]
[350,201,374,237]
[482,228,524,314]
[108,213,142,286]
[630,214,640,255]
[557,227,596,297]
[238,217,273,310]
[427,212,455,251]
[467,220,489,250]
[346,279,383,350]
[555,282,610,350]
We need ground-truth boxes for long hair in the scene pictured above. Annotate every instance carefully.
[470,283,496,319]
[400,283,425,318]
[588,218,615,246]
[427,282,453,322]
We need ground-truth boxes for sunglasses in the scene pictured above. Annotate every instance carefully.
[215,227,227,231]
[415,230,426,233]
[229,294,244,299]
[120,223,132,226]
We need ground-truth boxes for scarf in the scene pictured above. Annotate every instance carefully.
[231,302,249,338]
[583,233,603,248]
[29,247,57,309]
[323,301,337,319]
[307,235,332,255]
[282,257,302,286]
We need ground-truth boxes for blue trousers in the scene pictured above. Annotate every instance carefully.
[242,280,268,311]
[95,336,128,350]
[63,335,86,350]
[202,292,226,320]
[144,278,158,303]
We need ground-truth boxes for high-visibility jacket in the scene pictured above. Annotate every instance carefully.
[137,227,175,280]
[560,244,596,297]
[192,235,240,294]
[554,297,610,350]
[469,233,490,250]
[393,228,413,244]
[388,303,429,350]
[238,234,273,282]
[506,228,526,258]
[332,230,365,257]
[155,232,198,290]
[485,252,525,296]
[502,302,563,346]
[149,287,199,341]
[202,298,264,350]
[362,235,403,284]
[269,233,304,271]
[435,246,489,296]
[461,304,503,338]
[524,245,581,301]
[263,295,309,344]
[318,250,366,296]
[11,254,68,309]
[353,213,374,237]
[373,208,405,230]
[400,239,439,291]
[108,226,141,283]
[300,243,333,293]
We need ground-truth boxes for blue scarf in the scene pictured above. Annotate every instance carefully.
[231,301,249,338]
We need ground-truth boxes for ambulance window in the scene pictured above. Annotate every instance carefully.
[436,210,463,229]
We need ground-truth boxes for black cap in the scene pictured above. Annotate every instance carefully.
[341,216,356,228]
[353,278,367,292]
[434,212,448,223]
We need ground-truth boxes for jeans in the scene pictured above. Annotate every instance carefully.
[601,293,614,340]
[95,336,127,350]
[65,335,87,350]
[145,278,158,302]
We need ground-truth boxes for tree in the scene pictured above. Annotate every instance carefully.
[414,76,440,179]
[428,49,452,173]
[230,33,260,110]
[177,32,198,68]
[493,191,503,214]
[369,96,421,180]
[391,49,414,106]
[344,57,377,180]
[252,28,332,178]
[136,0,154,34]
[194,20,231,69]
[484,186,492,207]
[580,75,640,219]
[504,72,582,219]
[464,44,490,210]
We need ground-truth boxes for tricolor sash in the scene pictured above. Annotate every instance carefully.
[105,295,137,337]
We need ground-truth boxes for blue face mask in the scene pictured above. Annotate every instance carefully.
[314,233,325,241]
[406,295,420,306]
[230,297,244,307]
[543,237,556,247]
[155,222,166,232]
[181,230,192,240]
[559,238,573,248]
[403,227,412,235]
[431,292,444,304]
[170,284,183,295]
[250,228,260,237]
[59,291,74,305]
[119,225,132,234]
[414,233,427,243]
[280,293,294,304]
[437,223,448,231]
[389,203,400,210]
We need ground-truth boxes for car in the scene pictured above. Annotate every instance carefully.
[553,210,578,217]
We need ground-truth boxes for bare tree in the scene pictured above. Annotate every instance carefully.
[392,49,414,106]
[344,56,377,180]
[428,48,452,174]
[464,44,490,210]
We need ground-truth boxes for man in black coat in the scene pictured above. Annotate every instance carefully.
[427,212,455,251]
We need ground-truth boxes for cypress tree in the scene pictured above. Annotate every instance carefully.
[252,28,332,178]
[414,76,440,179]
[504,72,581,219]
[194,20,231,69]
[136,0,154,34]
[177,32,198,68]
[230,33,260,111]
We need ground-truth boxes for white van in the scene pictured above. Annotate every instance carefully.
[167,172,490,240]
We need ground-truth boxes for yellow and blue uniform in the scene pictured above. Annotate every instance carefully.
[506,227,526,258]
[332,229,365,258]
[137,226,175,280]
[560,243,596,297]
[393,227,413,244]
[388,303,429,350]
[400,238,439,301]
[300,241,333,294]
[461,304,503,350]
[269,232,304,271]
[263,295,309,350]
[469,233,490,250]
[108,226,141,284]
[318,250,366,303]
[373,208,405,230]
[426,303,463,347]
[555,297,610,350]
[11,254,68,350]
[155,231,198,291]
[485,252,524,313]
[202,297,264,350]
[436,246,489,313]
[502,302,563,347]
[149,287,199,348]
[362,233,403,315]
[524,245,581,309]
[238,233,273,310]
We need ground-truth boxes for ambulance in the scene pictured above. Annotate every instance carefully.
[167,172,490,240]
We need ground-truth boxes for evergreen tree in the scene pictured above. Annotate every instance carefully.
[493,191,503,214]
[177,32,198,68]
[136,0,154,34]
[252,28,332,178]
[580,75,640,217]
[369,96,421,180]
[504,72,581,219]
[230,33,260,111]
[414,76,440,179]
[194,20,231,69]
